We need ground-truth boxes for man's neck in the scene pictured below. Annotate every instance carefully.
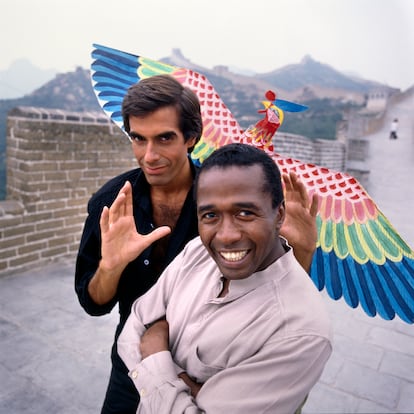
[150,159,193,203]
[150,159,193,228]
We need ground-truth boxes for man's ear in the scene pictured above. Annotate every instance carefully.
[186,136,198,152]
[275,202,286,232]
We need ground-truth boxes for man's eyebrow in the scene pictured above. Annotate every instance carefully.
[197,201,260,213]
[128,130,177,139]
[197,204,214,214]
[233,202,260,209]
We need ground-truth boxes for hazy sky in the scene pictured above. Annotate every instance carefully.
[1,0,413,90]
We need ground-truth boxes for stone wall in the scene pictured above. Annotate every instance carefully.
[1,107,135,274]
[274,132,346,171]
[0,107,346,275]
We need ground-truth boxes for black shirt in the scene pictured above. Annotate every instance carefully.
[75,160,199,332]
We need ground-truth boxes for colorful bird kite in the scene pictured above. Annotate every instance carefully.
[91,43,414,324]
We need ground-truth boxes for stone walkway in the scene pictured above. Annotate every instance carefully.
[0,92,413,413]
[304,91,414,413]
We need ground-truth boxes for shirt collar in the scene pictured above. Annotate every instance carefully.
[209,238,293,304]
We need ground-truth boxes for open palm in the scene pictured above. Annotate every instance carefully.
[99,181,171,272]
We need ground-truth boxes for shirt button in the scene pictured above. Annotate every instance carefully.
[140,389,147,397]
[144,259,149,266]
[131,370,138,379]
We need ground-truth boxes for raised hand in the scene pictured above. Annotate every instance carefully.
[99,181,171,273]
[281,172,319,272]
[88,181,171,305]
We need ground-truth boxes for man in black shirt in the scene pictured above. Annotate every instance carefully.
[75,74,318,413]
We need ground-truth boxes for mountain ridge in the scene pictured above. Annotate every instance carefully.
[0,49,403,199]
[0,59,58,99]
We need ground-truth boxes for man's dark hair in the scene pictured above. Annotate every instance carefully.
[122,74,203,153]
[195,143,284,208]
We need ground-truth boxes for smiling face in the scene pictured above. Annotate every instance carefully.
[128,106,196,189]
[197,164,286,281]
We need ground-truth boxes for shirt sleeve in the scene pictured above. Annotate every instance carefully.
[132,351,200,414]
[122,324,330,413]
[119,239,332,414]
[117,247,199,413]
[117,237,202,370]
[194,334,332,414]
[74,205,119,316]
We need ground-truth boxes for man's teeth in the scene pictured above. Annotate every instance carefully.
[220,251,248,262]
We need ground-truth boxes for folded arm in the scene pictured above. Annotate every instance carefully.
[121,329,331,414]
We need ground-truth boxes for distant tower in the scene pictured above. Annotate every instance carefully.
[365,89,388,112]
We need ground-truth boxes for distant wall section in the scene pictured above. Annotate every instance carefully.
[0,107,346,275]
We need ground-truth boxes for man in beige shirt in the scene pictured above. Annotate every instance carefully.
[116,143,332,413]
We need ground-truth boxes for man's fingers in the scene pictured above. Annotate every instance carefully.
[144,226,172,245]
[100,206,110,233]
[309,192,319,218]
[282,173,293,199]
[284,171,311,207]
[294,175,310,206]
[123,181,134,217]
[109,191,127,223]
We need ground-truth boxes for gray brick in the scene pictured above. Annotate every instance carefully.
[381,351,414,382]
[367,326,414,357]
[303,383,359,413]
[0,381,64,414]
[357,399,395,413]
[335,361,400,409]
[332,333,384,369]
[397,382,414,412]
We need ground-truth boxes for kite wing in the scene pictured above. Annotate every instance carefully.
[274,154,414,324]
[91,43,242,164]
[91,43,414,323]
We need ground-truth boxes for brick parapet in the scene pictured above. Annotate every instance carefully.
[0,106,347,275]
[1,108,135,275]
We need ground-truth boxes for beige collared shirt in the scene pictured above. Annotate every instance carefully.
[118,236,332,414]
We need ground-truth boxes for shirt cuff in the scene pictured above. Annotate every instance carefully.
[128,351,182,397]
